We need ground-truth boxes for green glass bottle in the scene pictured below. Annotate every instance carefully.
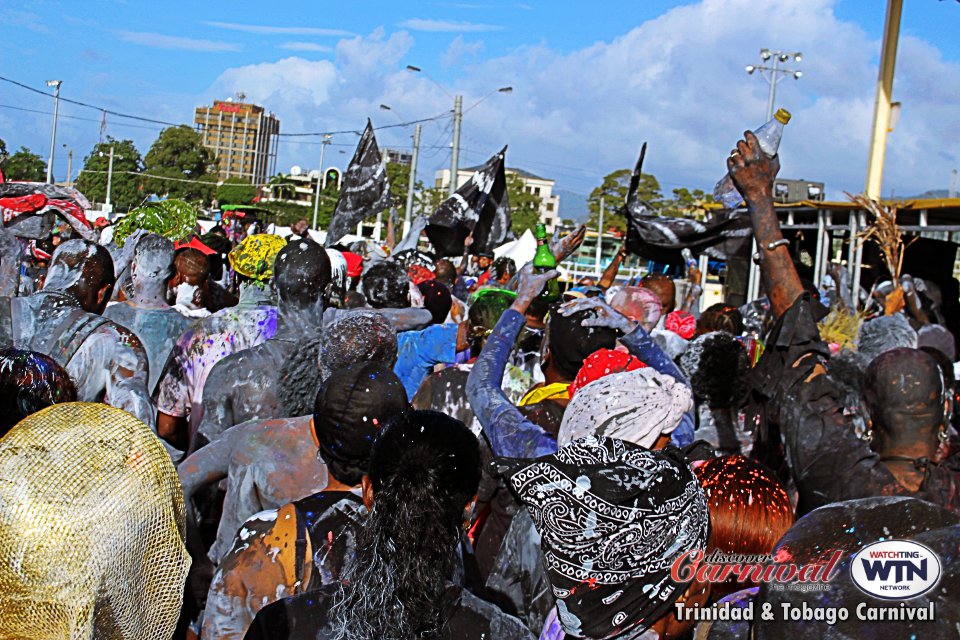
[533,223,560,302]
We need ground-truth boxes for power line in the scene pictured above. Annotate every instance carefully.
[0,74,453,137]
[0,75,181,127]
[0,103,166,132]
[276,112,452,138]
[76,168,341,201]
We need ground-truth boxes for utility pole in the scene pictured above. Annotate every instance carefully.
[449,95,463,196]
[105,145,115,210]
[404,123,421,236]
[864,0,903,199]
[950,169,958,199]
[45,80,62,183]
[595,197,604,274]
[312,134,332,230]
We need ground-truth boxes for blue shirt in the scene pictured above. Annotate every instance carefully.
[394,323,460,398]
[467,309,695,459]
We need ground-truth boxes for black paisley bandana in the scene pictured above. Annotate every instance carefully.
[503,436,709,639]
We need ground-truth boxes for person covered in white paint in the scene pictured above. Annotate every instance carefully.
[0,238,154,428]
[201,362,409,640]
[103,233,190,395]
[195,239,331,446]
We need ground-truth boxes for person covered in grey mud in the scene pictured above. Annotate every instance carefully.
[196,238,331,447]
[178,310,400,568]
[103,233,190,395]
[0,238,154,428]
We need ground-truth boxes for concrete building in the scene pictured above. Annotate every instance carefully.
[262,167,343,207]
[435,166,561,233]
[774,178,825,204]
[384,148,413,166]
[194,98,280,185]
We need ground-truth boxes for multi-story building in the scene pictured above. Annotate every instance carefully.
[194,98,280,186]
[384,148,413,166]
[435,166,561,233]
[774,178,825,204]
[262,166,343,207]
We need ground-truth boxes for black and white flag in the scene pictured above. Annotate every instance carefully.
[624,144,751,263]
[325,120,393,247]
[426,146,511,257]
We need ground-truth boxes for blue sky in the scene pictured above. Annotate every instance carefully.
[2,0,958,207]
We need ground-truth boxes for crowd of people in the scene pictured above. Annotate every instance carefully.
[1,131,960,639]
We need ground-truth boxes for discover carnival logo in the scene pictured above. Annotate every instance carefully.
[673,540,943,625]
[850,540,942,600]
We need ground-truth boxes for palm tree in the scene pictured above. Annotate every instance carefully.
[267,173,296,201]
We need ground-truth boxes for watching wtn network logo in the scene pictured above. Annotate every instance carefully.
[850,540,942,600]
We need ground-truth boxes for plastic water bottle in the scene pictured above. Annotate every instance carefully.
[713,108,791,210]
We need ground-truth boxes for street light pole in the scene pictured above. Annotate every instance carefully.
[405,124,421,236]
[66,148,73,187]
[405,66,512,195]
[765,57,779,121]
[313,134,332,230]
[105,145,115,209]
[449,95,463,196]
[745,50,802,121]
[45,80,62,183]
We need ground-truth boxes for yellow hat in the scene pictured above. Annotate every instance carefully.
[229,234,287,281]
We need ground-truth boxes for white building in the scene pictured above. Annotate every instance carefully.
[435,166,561,233]
[261,166,343,207]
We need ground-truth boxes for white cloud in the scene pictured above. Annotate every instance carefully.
[202,1,960,199]
[398,18,503,33]
[278,42,333,53]
[209,57,339,113]
[118,31,240,52]
[205,21,354,37]
[441,35,485,68]
[0,11,50,34]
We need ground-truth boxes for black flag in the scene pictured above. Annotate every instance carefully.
[624,144,751,263]
[426,146,511,257]
[325,120,393,247]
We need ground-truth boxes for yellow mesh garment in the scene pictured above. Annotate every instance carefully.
[0,402,191,639]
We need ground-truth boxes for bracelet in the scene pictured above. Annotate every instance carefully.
[753,239,790,265]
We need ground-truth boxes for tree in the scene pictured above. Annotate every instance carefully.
[267,173,296,201]
[416,185,447,218]
[74,139,144,211]
[587,169,662,232]
[312,181,340,230]
[217,177,257,206]
[506,172,543,236]
[385,162,408,214]
[660,187,716,219]
[143,125,218,204]
[3,147,46,182]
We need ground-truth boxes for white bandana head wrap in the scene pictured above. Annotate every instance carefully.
[558,368,692,449]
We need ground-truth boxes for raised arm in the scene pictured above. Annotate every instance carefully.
[597,241,627,291]
[467,265,561,459]
[558,296,695,446]
[456,234,474,276]
[680,266,703,314]
[727,132,802,319]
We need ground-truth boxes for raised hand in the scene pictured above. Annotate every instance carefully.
[549,225,587,263]
[727,131,781,206]
[559,296,637,334]
[510,263,559,315]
